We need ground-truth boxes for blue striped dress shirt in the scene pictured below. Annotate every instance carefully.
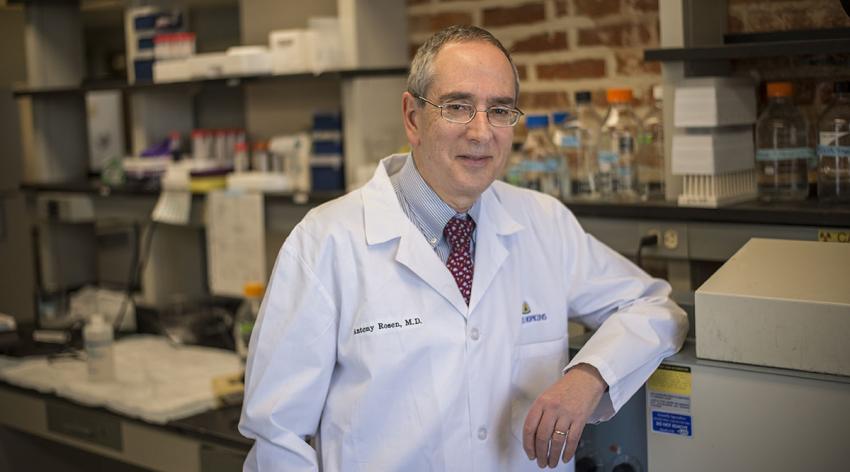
[389,153,479,264]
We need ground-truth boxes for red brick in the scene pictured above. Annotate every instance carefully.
[615,50,661,76]
[536,59,607,80]
[555,0,568,16]
[624,0,658,12]
[578,22,656,48]
[408,11,474,34]
[510,32,569,54]
[727,14,745,34]
[483,2,545,28]
[409,42,421,60]
[518,91,571,110]
[744,5,850,33]
[516,64,528,81]
[574,0,620,18]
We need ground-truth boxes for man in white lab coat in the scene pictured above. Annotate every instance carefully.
[239,25,688,471]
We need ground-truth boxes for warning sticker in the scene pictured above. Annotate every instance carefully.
[648,364,692,437]
[818,229,850,243]
[651,411,692,436]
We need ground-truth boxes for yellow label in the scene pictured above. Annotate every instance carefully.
[818,229,850,243]
[648,364,691,396]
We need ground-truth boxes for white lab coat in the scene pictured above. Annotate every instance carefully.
[240,154,687,472]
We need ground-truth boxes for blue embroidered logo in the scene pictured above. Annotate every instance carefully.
[521,313,547,324]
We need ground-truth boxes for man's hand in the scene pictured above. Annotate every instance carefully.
[522,363,607,469]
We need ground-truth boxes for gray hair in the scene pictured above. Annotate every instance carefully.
[407,25,520,105]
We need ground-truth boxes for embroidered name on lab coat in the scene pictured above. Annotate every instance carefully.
[353,316,423,336]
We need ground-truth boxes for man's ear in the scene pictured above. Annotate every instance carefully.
[402,91,421,148]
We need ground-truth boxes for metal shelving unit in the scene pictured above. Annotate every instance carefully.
[644,27,850,62]
[11,66,409,98]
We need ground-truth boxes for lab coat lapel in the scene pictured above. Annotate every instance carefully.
[396,225,470,315]
[362,154,469,315]
[469,186,524,313]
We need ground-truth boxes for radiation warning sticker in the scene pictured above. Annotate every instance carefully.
[818,229,850,243]
[647,364,692,437]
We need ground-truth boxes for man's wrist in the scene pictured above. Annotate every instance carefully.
[566,363,609,393]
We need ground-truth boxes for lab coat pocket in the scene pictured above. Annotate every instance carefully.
[509,337,569,442]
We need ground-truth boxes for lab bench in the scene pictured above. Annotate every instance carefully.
[0,326,250,472]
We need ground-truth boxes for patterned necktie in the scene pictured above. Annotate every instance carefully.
[444,217,476,305]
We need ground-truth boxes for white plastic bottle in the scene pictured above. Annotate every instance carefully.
[234,282,264,362]
[84,314,115,382]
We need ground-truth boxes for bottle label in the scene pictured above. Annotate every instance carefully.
[819,131,849,146]
[756,148,815,161]
[817,145,850,158]
[618,135,635,154]
[560,135,581,149]
[597,151,618,172]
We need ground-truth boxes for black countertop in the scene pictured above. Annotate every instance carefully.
[21,180,850,227]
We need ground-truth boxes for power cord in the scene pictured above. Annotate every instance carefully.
[113,221,158,332]
[635,233,659,270]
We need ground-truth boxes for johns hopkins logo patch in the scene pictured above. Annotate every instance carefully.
[521,301,547,324]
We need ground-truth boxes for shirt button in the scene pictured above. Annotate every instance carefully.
[470,328,480,341]
[477,426,488,441]
[429,237,437,246]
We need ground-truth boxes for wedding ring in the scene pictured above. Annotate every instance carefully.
[552,430,568,438]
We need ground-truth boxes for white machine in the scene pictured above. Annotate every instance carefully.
[646,239,850,471]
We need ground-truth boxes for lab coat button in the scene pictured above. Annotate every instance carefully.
[477,426,487,440]
[470,328,480,341]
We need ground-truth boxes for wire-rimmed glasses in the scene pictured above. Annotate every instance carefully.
[416,95,523,127]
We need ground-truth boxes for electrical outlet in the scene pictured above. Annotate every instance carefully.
[663,229,679,250]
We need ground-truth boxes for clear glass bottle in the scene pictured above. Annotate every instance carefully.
[817,80,850,202]
[550,111,573,199]
[637,85,665,200]
[756,82,811,201]
[555,91,601,199]
[514,115,565,197]
[234,282,264,362]
[599,88,640,198]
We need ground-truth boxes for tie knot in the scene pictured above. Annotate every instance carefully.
[443,217,475,250]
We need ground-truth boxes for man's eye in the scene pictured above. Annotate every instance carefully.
[490,107,510,116]
[445,103,469,112]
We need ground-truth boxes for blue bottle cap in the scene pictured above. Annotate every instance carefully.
[526,115,550,128]
[552,111,570,125]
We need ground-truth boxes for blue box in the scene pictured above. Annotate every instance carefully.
[134,59,154,82]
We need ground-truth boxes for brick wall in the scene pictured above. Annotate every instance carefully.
[407,0,850,120]
[407,0,662,117]
[728,0,850,33]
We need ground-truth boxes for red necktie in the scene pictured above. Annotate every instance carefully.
[444,217,475,305]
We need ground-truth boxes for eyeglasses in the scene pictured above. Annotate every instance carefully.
[416,95,524,127]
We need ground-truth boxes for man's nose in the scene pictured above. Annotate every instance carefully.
[466,109,492,142]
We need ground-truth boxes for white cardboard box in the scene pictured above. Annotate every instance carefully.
[153,59,192,83]
[675,78,757,127]
[269,29,310,74]
[671,127,755,175]
[696,238,850,377]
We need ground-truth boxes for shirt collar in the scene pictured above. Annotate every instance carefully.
[394,154,480,246]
